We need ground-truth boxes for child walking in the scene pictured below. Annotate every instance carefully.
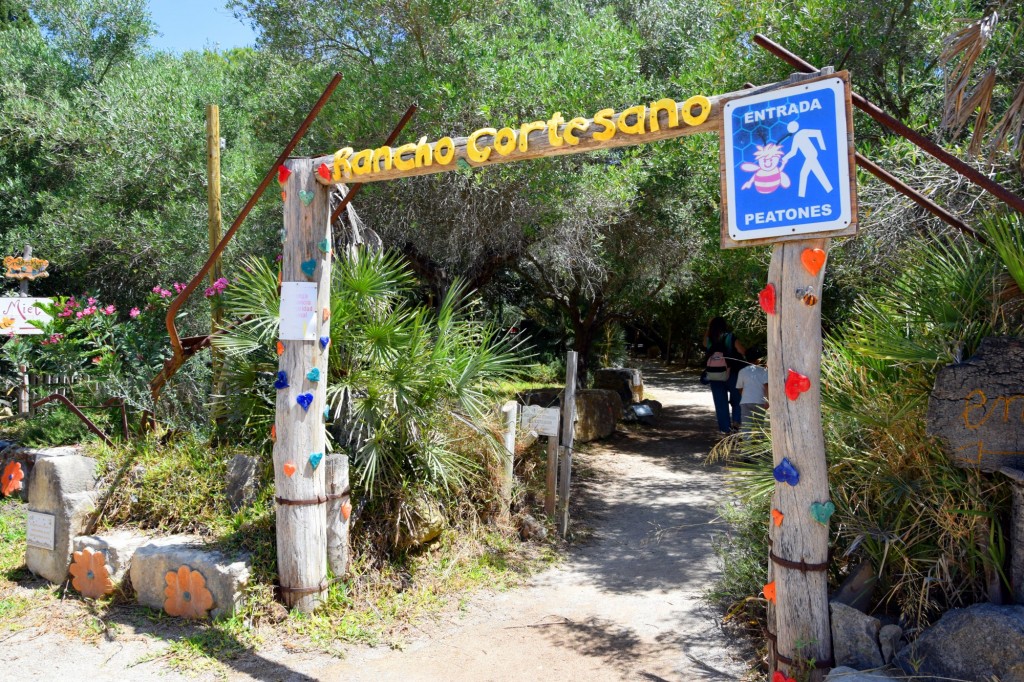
[735,351,768,434]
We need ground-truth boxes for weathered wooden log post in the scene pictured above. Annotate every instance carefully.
[500,400,517,522]
[557,350,578,537]
[766,237,833,679]
[274,158,331,612]
[326,453,351,577]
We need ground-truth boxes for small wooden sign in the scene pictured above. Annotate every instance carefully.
[26,511,55,550]
[278,282,319,341]
[4,256,49,280]
[520,405,560,437]
[0,297,52,336]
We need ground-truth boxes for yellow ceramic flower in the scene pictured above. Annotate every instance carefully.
[164,565,214,619]
[69,547,114,598]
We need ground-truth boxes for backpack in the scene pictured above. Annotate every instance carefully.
[705,333,732,382]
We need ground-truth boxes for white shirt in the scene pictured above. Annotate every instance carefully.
[736,365,768,405]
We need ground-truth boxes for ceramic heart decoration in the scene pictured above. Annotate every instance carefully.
[280,191,287,202]
[771,509,784,527]
[773,457,799,486]
[801,248,827,276]
[283,461,296,477]
[772,672,796,682]
[322,307,331,322]
[296,393,313,411]
[276,341,284,356]
[270,424,276,442]
[785,369,811,400]
[810,500,836,525]
[319,336,330,351]
[758,283,776,315]
[323,406,331,420]
[763,580,776,604]
[273,371,289,390]
[306,367,321,382]
[299,190,315,206]
[318,238,331,253]
[317,163,331,180]
[301,259,317,278]
[341,501,352,520]
[277,165,291,185]
[308,452,323,470]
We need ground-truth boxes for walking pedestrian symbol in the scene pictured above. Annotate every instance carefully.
[722,76,854,243]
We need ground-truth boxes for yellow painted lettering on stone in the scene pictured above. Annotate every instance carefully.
[682,95,711,126]
[592,108,616,141]
[518,121,546,152]
[393,143,417,171]
[648,98,678,132]
[493,127,517,156]
[562,118,589,145]
[434,137,456,164]
[372,146,394,172]
[467,128,496,163]
[617,105,647,135]
[414,137,433,168]
[547,112,566,146]
[351,148,374,175]
[333,147,353,181]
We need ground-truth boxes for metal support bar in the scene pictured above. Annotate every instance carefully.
[30,394,114,447]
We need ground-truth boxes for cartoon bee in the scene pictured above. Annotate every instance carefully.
[0,317,14,329]
[740,143,791,194]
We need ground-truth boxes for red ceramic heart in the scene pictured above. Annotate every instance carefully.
[772,672,796,682]
[771,509,784,526]
[763,580,776,604]
[759,283,776,315]
[283,462,296,477]
[317,163,331,180]
[801,248,827,276]
[277,165,291,185]
[276,341,284,356]
[785,369,811,400]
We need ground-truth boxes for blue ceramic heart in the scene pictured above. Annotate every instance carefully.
[296,393,313,411]
[810,501,835,525]
[301,259,317,278]
[308,452,323,470]
[319,336,330,351]
[299,190,315,206]
[273,371,289,390]
[323,406,331,420]
[773,458,800,486]
[307,367,321,382]
[318,238,331,253]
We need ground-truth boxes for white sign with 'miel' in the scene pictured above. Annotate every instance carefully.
[26,511,55,550]
[520,405,560,437]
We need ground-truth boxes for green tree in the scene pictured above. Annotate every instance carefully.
[0,0,32,29]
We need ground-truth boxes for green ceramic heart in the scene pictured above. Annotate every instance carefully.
[299,190,315,206]
[318,238,331,253]
[810,501,835,525]
[300,259,317,277]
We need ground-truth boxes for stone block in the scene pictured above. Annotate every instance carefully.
[831,601,884,670]
[74,531,149,585]
[1,445,84,503]
[25,454,98,583]
[593,368,643,405]
[895,603,1024,681]
[130,536,250,619]
[878,624,902,665]
[574,389,622,443]
[225,454,259,512]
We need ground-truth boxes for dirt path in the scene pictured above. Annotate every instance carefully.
[10,366,750,681]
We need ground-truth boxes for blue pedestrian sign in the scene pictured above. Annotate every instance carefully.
[722,76,855,244]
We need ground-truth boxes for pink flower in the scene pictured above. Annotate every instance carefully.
[91,356,102,365]
[81,305,97,316]
[76,311,84,319]
[41,333,63,346]
[152,286,162,294]
[157,288,172,298]
[103,305,115,315]
[129,307,141,319]
[87,297,97,305]
[173,282,187,293]
[203,287,216,298]
[58,308,73,318]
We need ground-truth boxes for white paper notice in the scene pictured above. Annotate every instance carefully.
[520,405,561,437]
[26,511,55,550]
[279,282,319,341]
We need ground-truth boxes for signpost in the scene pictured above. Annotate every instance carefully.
[0,298,51,336]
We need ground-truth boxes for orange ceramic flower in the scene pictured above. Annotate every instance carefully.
[164,565,214,619]
[69,547,114,598]
[1,461,24,496]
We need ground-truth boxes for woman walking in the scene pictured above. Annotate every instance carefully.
[703,317,746,435]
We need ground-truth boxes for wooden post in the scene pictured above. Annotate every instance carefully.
[18,245,30,415]
[766,237,832,680]
[500,401,517,521]
[274,158,330,612]
[206,105,224,388]
[557,351,578,537]
[545,435,557,517]
[326,453,351,577]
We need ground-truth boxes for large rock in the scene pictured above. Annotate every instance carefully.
[825,666,898,681]
[831,601,884,669]
[225,454,259,512]
[397,496,445,550]
[895,603,1024,681]
[926,337,1024,471]
[574,389,622,443]
[1,445,85,503]
[74,531,149,585]
[25,454,99,583]
[130,536,250,619]
[593,368,643,405]
[878,624,903,665]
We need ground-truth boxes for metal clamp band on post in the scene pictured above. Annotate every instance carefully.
[769,549,830,573]
[326,491,348,501]
[278,579,329,596]
[275,495,328,507]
